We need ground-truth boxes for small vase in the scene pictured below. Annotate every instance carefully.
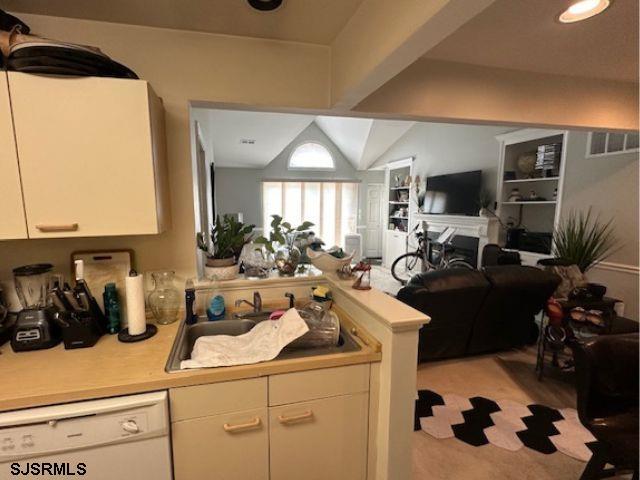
[243,247,274,279]
[275,246,301,276]
[148,271,180,325]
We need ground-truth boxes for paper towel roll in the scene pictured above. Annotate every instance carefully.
[125,271,146,336]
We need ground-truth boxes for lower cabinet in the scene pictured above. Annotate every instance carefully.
[269,393,368,480]
[172,407,269,480]
[170,365,370,480]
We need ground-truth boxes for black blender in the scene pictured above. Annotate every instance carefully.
[11,263,62,352]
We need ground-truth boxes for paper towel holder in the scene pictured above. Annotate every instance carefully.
[118,324,158,343]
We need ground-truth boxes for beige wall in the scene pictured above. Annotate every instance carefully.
[561,131,639,319]
[355,59,639,131]
[0,14,330,281]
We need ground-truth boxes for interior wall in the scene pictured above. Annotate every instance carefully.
[561,131,639,319]
[356,59,639,131]
[371,122,512,201]
[215,122,385,237]
[0,13,330,282]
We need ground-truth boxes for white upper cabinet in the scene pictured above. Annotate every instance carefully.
[0,73,28,240]
[8,72,170,238]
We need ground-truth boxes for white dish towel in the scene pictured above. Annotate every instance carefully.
[180,308,309,369]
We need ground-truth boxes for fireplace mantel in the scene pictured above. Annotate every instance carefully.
[413,213,500,267]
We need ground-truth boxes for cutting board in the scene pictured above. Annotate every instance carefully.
[71,250,134,324]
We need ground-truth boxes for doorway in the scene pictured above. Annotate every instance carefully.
[365,183,384,258]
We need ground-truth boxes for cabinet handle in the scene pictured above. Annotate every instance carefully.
[223,417,261,433]
[350,327,370,347]
[277,410,314,425]
[35,223,79,233]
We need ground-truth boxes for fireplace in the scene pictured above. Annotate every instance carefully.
[426,232,479,267]
[414,213,500,268]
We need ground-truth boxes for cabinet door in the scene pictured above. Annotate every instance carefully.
[0,72,27,239]
[269,393,368,480]
[8,72,163,238]
[172,407,269,480]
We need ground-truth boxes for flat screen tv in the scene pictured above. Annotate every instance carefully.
[423,170,482,216]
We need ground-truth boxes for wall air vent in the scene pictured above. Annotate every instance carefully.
[240,139,256,145]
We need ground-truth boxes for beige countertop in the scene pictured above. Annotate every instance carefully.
[0,305,381,413]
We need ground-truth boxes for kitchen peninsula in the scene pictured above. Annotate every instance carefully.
[0,274,429,480]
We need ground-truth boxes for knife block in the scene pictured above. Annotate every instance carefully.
[60,311,103,349]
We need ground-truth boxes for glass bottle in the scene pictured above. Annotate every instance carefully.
[103,282,121,334]
[148,271,180,325]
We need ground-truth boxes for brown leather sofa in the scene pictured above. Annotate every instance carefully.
[397,265,560,362]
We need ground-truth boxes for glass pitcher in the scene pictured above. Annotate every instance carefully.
[148,271,180,325]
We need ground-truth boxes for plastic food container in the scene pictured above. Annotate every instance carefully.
[288,302,340,349]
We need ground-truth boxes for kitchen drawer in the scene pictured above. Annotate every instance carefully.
[169,377,267,421]
[269,364,369,406]
[269,393,368,480]
[172,407,269,480]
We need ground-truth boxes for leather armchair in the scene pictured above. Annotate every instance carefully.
[571,334,639,480]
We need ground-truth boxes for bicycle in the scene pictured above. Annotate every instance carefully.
[391,226,475,285]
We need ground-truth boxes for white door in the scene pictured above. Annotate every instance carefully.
[365,184,384,258]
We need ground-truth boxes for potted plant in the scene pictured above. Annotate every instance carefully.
[255,215,314,276]
[197,215,255,280]
[477,189,493,216]
[552,208,619,272]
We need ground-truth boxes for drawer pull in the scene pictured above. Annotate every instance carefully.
[223,417,261,433]
[35,223,79,233]
[278,410,314,425]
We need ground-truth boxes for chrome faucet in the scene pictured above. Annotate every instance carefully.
[234,291,262,313]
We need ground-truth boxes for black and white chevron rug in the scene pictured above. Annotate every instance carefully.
[414,390,599,462]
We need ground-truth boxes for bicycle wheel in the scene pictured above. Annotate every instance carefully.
[446,258,475,270]
[391,252,426,285]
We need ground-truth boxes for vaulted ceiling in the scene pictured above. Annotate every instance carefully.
[200,109,414,170]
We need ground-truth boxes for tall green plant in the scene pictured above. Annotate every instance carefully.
[197,215,255,260]
[552,208,619,272]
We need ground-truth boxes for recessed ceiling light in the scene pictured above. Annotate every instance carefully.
[247,0,283,12]
[559,0,610,23]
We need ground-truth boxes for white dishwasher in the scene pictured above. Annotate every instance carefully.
[0,391,172,479]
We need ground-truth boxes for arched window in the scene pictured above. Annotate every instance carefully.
[288,142,335,170]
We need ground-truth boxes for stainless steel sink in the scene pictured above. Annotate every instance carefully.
[165,316,362,373]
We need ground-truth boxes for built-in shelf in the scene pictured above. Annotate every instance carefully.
[503,176,560,183]
[390,186,410,190]
[502,201,557,205]
[389,215,409,219]
[388,201,409,205]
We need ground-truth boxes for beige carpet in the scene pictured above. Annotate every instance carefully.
[413,348,632,480]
